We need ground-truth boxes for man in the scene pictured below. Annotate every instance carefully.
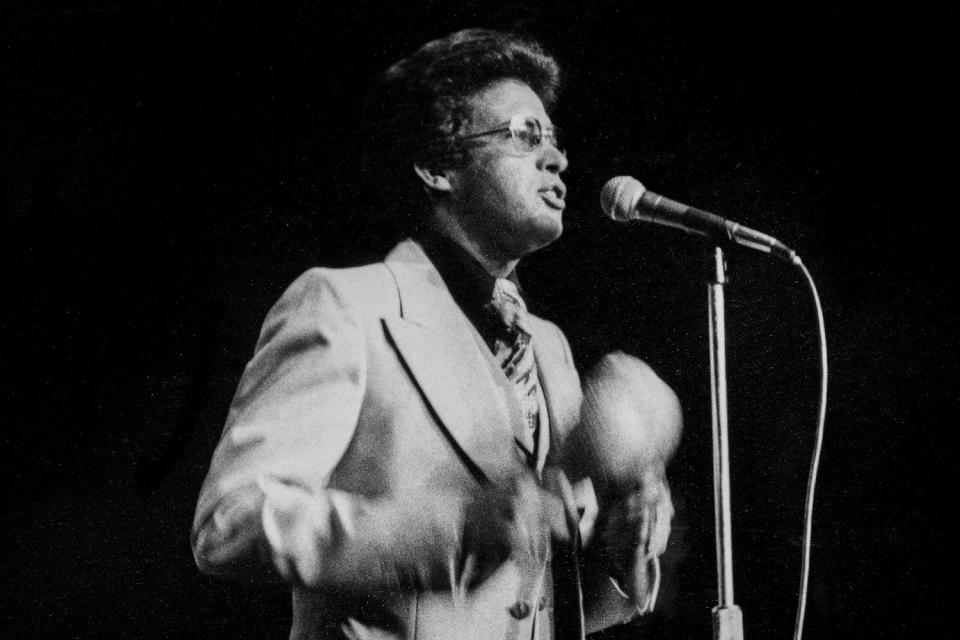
[192,28,680,639]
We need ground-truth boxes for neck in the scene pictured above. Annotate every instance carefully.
[428,214,519,279]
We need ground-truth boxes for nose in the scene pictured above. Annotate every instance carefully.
[539,141,568,174]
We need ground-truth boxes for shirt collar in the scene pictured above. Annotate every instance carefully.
[416,231,526,336]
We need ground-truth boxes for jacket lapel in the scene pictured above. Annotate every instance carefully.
[531,317,581,457]
[383,240,525,484]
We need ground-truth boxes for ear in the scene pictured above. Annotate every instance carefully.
[413,162,453,194]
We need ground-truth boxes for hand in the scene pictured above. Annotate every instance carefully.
[459,474,570,587]
[597,470,673,611]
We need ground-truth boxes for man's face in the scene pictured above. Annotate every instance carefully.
[445,79,568,262]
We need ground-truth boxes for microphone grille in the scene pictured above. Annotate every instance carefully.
[600,176,646,222]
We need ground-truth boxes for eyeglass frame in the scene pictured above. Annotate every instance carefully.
[457,114,565,156]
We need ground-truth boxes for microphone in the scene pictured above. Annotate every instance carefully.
[601,176,800,264]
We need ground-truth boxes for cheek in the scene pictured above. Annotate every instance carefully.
[494,162,537,203]
[497,176,531,210]
[469,163,522,207]
[465,155,540,219]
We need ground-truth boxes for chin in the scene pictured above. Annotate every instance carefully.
[521,217,563,255]
[538,212,564,242]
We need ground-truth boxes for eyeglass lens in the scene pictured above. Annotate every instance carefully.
[512,117,561,154]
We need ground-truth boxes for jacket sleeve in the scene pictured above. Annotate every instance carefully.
[191,268,468,591]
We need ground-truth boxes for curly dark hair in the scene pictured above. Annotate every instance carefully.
[360,28,561,233]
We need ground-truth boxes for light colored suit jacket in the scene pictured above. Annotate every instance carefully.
[192,239,638,639]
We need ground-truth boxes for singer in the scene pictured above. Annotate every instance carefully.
[191,28,681,640]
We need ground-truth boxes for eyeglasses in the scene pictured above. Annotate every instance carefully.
[458,114,564,156]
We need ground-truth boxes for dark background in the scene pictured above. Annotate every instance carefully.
[3,3,957,638]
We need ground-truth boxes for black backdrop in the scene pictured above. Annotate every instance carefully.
[3,3,957,639]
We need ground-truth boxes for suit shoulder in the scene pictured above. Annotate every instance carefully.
[282,263,399,317]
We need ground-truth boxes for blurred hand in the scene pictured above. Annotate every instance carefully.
[459,474,570,587]
[597,469,673,612]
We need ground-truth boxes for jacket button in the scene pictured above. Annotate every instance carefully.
[508,600,532,619]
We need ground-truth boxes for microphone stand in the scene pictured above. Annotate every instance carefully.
[707,246,744,640]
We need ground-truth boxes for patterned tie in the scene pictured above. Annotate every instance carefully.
[486,278,543,465]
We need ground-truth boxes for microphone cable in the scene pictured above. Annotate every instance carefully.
[791,257,828,640]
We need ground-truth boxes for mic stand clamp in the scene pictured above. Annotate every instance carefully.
[707,245,744,640]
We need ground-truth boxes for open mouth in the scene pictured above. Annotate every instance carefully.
[539,190,566,210]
